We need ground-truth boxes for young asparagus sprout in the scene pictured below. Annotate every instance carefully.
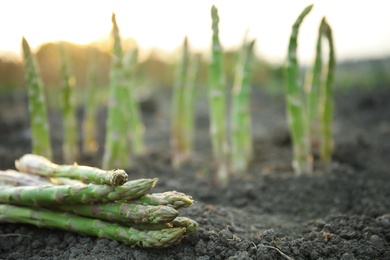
[128,191,194,210]
[285,4,314,175]
[209,5,230,184]
[21,37,52,160]
[103,13,130,169]
[306,19,323,154]
[0,178,157,206]
[15,154,128,186]
[231,35,256,174]
[171,36,190,168]
[0,204,185,248]
[82,48,99,154]
[59,43,79,163]
[123,47,146,156]
[320,18,335,164]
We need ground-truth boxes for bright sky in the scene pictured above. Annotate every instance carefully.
[1,0,390,64]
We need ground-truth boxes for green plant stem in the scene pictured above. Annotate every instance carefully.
[0,178,157,206]
[59,43,79,163]
[285,4,313,175]
[56,203,178,224]
[171,36,190,168]
[103,13,130,169]
[231,38,256,173]
[320,18,335,164]
[0,204,185,248]
[15,154,128,186]
[128,191,193,209]
[82,48,99,154]
[123,47,146,156]
[306,18,324,154]
[22,38,52,160]
[209,5,229,184]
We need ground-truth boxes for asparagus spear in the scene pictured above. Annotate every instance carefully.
[0,178,157,206]
[0,204,185,248]
[0,170,51,186]
[15,154,128,186]
[209,5,229,185]
[319,18,335,164]
[22,37,52,160]
[82,47,99,155]
[285,4,313,175]
[128,191,193,209]
[103,13,130,169]
[59,43,79,163]
[123,48,146,156]
[57,203,178,224]
[172,217,198,235]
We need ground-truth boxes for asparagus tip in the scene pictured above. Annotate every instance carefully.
[110,169,128,186]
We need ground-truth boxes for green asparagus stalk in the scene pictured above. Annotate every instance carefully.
[171,36,190,168]
[128,191,193,209]
[21,37,52,160]
[285,4,313,175]
[0,170,51,186]
[56,203,178,224]
[183,53,201,158]
[306,18,324,154]
[0,204,185,248]
[209,5,229,184]
[103,13,130,169]
[231,37,256,173]
[15,154,128,186]
[0,170,85,186]
[123,47,146,156]
[320,18,335,164]
[0,178,157,206]
[82,47,99,154]
[59,43,79,163]
[172,216,198,235]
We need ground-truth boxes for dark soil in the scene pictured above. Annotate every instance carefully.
[0,86,389,260]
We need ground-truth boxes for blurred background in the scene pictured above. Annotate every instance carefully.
[1,0,390,97]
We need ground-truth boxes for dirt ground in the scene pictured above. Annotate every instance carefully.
[0,86,389,259]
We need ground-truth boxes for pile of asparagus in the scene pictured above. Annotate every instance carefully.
[0,154,197,248]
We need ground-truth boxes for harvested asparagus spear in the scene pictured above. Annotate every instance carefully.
[15,154,128,186]
[0,178,157,206]
[172,216,199,235]
[0,170,86,186]
[128,191,193,209]
[0,204,185,248]
[0,170,51,186]
[57,203,178,224]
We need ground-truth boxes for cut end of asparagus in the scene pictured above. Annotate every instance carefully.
[110,169,128,186]
[15,154,55,175]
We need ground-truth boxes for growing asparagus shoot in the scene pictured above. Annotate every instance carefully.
[306,19,323,153]
[231,36,256,173]
[21,37,52,160]
[123,47,146,156]
[0,204,185,248]
[285,4,314,175]
[320,18,335,164]
[171,36,191,168]
[103,13,130,169]
[59,43,79,163]
[15,154,128,186]
[209,5,229,184]
[82,48,99,154]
